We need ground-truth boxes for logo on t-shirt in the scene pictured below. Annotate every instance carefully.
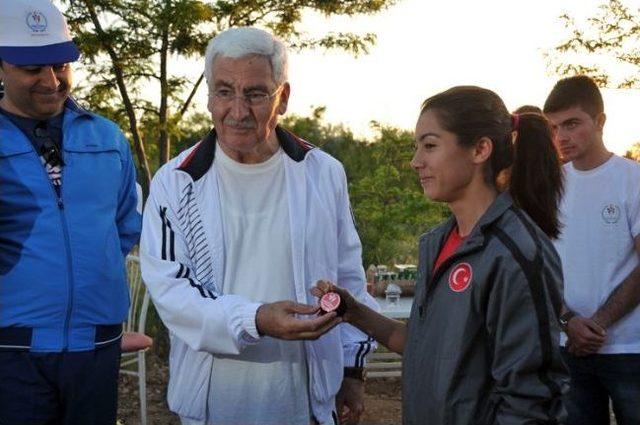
[448,263,472,292]
[601,203,621,224]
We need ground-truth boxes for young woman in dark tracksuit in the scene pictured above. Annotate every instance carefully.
[315,86,569,424]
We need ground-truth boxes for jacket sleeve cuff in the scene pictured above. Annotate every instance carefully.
[239,302,262,341]
[218,297,263,350]
[341,324,377,367]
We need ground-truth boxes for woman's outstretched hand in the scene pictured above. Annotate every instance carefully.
[311,280,361,323]
[312,279,407,355]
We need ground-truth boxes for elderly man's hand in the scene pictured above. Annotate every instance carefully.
[566,316,606,356]
[255,301,342,340]
[336,377,365,424]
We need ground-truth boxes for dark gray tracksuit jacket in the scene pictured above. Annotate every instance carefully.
[403,193,568,425]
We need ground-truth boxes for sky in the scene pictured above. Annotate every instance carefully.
[193,0,640,155]
[64,0,640,154]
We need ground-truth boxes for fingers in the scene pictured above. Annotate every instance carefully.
[339,405,350,423]
[340,402,364,424]
[310,287,324,298]
[327,284,348,298]
[290,317,342,340]
[348,403,364,424]
[277,310,341,340]
[581,330,606,344]
[257,300,343,340]
[311,280,344,297]
[308,315,342,338]
[292,313,341,337]
[315,279,335,293]
[569,318,606,345]
[567,333,604,356]
[289,302,321,315]
[584,319,606,337]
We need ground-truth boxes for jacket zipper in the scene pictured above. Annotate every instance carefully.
[32,144,74,351]
[59,196,74,351]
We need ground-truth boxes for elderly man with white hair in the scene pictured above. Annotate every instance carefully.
[140,27,377,425]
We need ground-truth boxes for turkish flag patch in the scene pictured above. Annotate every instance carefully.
[448,263,473,292]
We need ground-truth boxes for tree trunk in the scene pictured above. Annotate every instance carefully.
[178,73,205,119]
[158,5,170,167]
[82,0,152,196]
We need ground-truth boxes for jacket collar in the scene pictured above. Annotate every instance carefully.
[177,125,315,181]
[460,191,514,249]
[428,191,514,250]
[64,97,92,118]
[0,96,93,156]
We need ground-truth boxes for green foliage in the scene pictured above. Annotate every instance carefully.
[61,0,397,180]
[624,142,640,162]
[549,0,640,88]
[170,111,212,155]
[346,125,448,266]
[283,110,448,266]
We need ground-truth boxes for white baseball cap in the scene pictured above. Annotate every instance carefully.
[0,0,80,66]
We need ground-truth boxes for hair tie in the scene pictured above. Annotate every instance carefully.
[511,114,520,131]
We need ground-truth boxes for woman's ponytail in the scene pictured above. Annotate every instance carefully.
[509,113,564,238]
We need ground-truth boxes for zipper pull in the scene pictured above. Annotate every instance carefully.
[57,198,64,209]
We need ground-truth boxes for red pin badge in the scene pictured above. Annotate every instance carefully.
[320,292,346,316]
[448,263,473,292]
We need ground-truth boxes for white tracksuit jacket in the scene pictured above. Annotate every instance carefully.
[140,126,377,423]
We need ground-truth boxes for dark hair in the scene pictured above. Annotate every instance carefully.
[420,86,563,238]
[543,75,604,118]
[514,104,542,114]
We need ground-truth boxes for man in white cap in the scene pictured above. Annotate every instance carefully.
[0,1,141,424]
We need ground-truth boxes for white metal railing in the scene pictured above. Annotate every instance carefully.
[120,254,150,425]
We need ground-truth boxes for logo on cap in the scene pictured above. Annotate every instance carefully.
[26,11,48,33]
[448,263,473,293]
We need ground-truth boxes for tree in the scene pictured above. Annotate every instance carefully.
[624,142,640,162]
[549,0,640,88]
[61,0,397,192]
[282,110,448,266]
[345,124,448,266]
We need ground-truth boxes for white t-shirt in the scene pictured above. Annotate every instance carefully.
[203,145,311,424]
[554,155,640,353]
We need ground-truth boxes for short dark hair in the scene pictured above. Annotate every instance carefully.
[514,105,542,115]
[543,75,604,118]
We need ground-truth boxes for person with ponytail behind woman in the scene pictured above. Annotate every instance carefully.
[313,86,569,424]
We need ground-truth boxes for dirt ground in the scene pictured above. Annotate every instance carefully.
[118,353,617,425]
[117,353,402,425]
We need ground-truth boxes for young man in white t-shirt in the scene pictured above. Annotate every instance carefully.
[544,75,640,425]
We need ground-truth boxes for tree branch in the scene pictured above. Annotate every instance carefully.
[80,0,152,193]
[177,73,205,119]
